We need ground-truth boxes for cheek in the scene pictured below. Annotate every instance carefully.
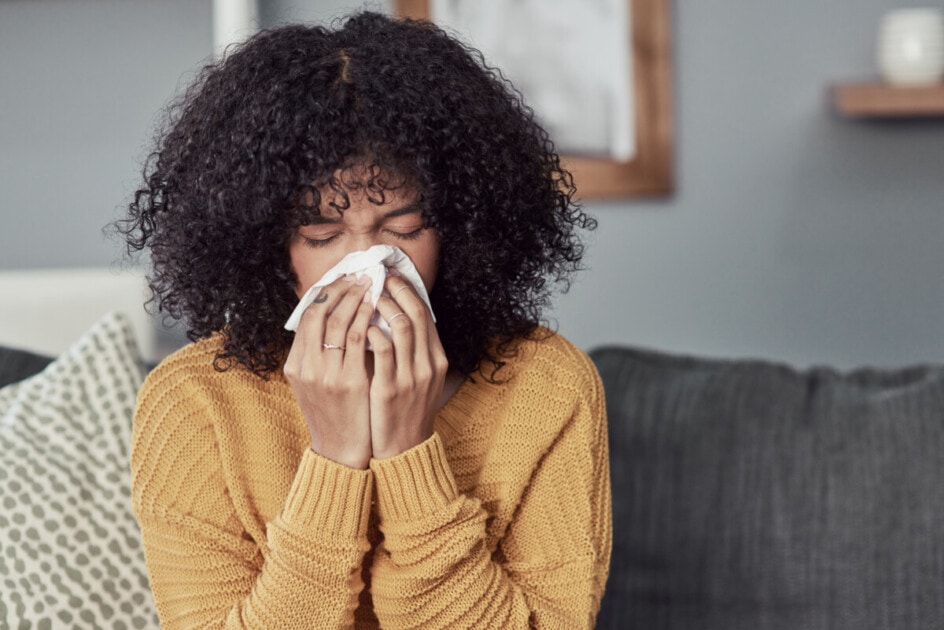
[289,242,335,299]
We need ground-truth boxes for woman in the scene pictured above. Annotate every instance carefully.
[120,11,610,629]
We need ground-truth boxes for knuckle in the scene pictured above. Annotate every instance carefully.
[325,319,346,336]
[300,371,319,387]
[347,329,364,346]
[389,315,412,330]
[372,390,395,406]
[321,374,344,393]
[372,339,393,355]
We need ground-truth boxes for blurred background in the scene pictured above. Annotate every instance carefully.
[2,0,943,369]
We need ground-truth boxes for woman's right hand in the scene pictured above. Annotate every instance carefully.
[283,274,375,469]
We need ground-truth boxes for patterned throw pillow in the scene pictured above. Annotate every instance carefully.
[0,311,160,629]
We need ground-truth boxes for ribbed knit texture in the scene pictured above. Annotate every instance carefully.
[130,327,611,629]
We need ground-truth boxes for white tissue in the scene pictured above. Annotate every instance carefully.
[283,245,435,342]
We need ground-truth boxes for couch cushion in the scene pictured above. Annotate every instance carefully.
[591,345,944,630]
[0,312,159,628]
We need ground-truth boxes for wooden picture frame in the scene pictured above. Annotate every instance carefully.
[394,0,674,199]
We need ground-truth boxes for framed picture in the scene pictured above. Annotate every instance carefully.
[394,0,674,199]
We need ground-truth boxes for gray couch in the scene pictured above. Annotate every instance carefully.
[3,342,943,629]
[591,345,944,630]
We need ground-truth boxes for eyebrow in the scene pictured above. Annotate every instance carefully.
[305,201,424,225]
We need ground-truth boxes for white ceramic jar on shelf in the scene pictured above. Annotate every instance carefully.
[877,8,944,85]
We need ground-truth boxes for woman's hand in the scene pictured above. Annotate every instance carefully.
[366,275,449,460]
[283,275,375,469]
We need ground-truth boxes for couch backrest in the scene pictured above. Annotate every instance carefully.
[0,268,154,359]
[0,345,53,388]
[591,345,944,630]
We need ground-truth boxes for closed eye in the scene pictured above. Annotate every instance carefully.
[298,225,426,248]
[301,233,341,248]
[386,226,425,240]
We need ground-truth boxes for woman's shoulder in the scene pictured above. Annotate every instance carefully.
[145,334,224,383]
[133,334,290,448]
[491,325,602,399]
[510,324,597,374]
[455,326,604,454]
[140,333,267,401]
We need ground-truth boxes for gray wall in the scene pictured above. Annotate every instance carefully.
[554,0,944,369]
[3,0,943,369]
[0,0,213,269]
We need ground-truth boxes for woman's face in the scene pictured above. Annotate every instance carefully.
[288,181,440,299]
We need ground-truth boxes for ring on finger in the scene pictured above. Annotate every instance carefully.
[322,343,346,350]
[392,285,411,300]
[387,312,408,325]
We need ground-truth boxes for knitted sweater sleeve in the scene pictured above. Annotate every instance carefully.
[367,351,612,629]
[130,367,373,629]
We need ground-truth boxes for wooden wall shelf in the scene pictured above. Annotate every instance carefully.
[832,82,944,118]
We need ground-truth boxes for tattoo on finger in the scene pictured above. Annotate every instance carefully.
[314,293,328,304]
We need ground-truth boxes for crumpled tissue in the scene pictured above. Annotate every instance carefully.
[283,245,435,343]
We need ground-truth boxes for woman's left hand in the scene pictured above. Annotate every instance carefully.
[366,275,449,460]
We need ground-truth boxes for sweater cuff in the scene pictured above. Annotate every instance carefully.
[281,448,373,539]
[370,432,459,522]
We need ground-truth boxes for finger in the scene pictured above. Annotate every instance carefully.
[341,290,375,376]
[290,275,358,377]
[323,275,372,349]
[386,277,414,304]
[427,321,449,384]
[295,274,357,349]
[384,276,432,364]
[375,294,414,373]
[367,326,396,384]
[388,279,447,393]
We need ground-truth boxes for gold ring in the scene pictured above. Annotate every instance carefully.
[322,343,346,350]
[387,312,407,325]
[392,285,411,300]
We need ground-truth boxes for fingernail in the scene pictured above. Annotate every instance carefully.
[363,291,372,303]
[356,275,370,286]
[342,274,356,282]
[387,268,401,277]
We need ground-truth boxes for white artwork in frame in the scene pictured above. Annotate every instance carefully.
[431,0,636,161]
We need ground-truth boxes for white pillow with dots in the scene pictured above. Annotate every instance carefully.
[0,311,159,629]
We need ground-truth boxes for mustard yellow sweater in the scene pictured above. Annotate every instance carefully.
[130,328,611,629]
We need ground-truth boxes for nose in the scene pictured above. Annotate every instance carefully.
[346,231,383,254]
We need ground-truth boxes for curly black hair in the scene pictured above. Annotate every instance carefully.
[116,11,595,379]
